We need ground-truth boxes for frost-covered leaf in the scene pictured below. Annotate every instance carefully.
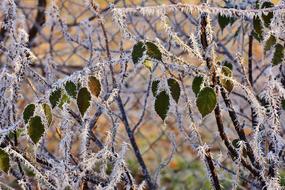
[64,81,77,98]
[23,104,35,124]
[77,87,91,117]
[264,35,276,52]
[143,59,153,70]
[152,80,160,97]
[42,103,52,126]
[58,93,70,109]
[232,139,240,148]
[192,76,204,96]
[253,16,263,42]
[88,76,101,97]
[223,61,233,70]
[132,41,146,64]
[218,14,235,31]
[196,87,217,117]
[272,43,284,65]
[261,2,274,28]
[49,88,62,108]
[167,78,180,103]
[0,149,9,173]
[28,116,45,144]
[155,91,170,121]
[221,66,234,92]
[145,42,162,61]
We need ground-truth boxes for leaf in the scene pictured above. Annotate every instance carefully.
[223,61,233,70]
[77,87,91,117]
[88,76,101,97]
[232,139,240,148]
[23,104,35,124]
[42,103,52,126]
[192,76,204,96]
[221,66,234,92]
[272,43,284,65]
[49,88,62,108]
[58,93,70,109]
[0,149,9,173]
[196,87,217,117]
[28,116,45,144]
[218,14,235,31]
[143,59,153,70]
[64,81,77,98]
[264,35,276,52]
[132,41,146,64]
[167,78,181,103]
[145,42,162,61]
[261,2,274,28]
[152,80,160,97]
[253,16,263,42]
[154,91,170,121]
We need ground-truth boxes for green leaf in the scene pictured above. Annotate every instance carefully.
[58,93,70,109]
[196,87,217,117]
[145,42,162,61]
[23,104,35,124]
[253,16,263,42]
[77,87,91,117]
[232,139,240,148]
[49,88,62,108]
[88,76,101,97]
[154,91,170,121]
[192,76,204,96]
[264,35,276,52]
[152,80,160,97]
[261,2,274,28]
[42,103,52,126]
[28,116,45,144]
[221,66,234,92]
[272,43,284,65]
[223,61,233,70]
[218,14,235,31]
[132,41,146,64]
[64,81,77,98]
[0,149,9,173]
[167,78,181,103]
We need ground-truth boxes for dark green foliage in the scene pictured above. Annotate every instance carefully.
[155,91,170,121]
[64,81,77,98]
[264,35,276,52]
[28,116,45,144]
[132,41,146,64]
[196,87,217,117]
[167,78,181,103]
[77,87,91,117]
[261,2,274,28]
[23,104,35,124]
[192,76,204,96]
[145,42,162,61]
[272,43,284,65]
[218,14,235,31]
[152,80,160,97]
[0,149,9,173]
[223,61,233,70]
[49,88,62,108]
[253,16,263,42]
